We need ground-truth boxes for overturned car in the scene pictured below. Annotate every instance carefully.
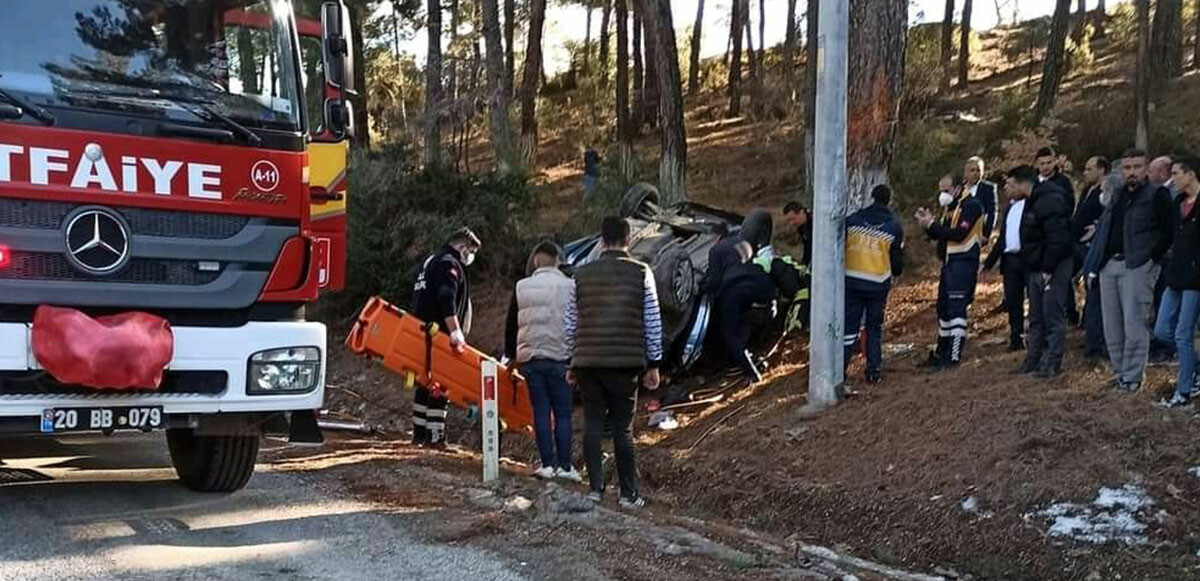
[563,184,808,374]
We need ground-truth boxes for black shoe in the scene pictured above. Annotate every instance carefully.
[1035,365,1062,379]
[1115,381,1142,394]
[1008,339,1025,352]
[1012,359,1039,375]
[865,371,882,384]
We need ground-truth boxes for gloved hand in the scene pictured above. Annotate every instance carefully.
[450,329,467,353]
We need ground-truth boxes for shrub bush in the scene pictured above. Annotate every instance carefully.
[319,142,536,318]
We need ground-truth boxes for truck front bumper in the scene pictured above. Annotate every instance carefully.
[0,321,326,418]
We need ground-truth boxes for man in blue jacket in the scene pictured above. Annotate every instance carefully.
[843,185,905,384]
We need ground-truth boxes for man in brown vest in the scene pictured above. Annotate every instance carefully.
[565,217,663,509]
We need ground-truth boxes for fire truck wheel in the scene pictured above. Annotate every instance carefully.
[166,428,260,493]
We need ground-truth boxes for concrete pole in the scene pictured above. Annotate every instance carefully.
[805,0,848,411]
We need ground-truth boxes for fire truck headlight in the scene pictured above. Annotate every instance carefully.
[247,347,321,395]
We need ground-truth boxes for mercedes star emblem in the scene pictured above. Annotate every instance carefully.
[64,208,130,274]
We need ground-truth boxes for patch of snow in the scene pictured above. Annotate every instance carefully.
[1037,485,1159,546]
[961,496,995,519]
[1189,466,1200,479]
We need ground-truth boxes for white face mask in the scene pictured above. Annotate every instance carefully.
[938,191,955,207]
[462,251,477,267]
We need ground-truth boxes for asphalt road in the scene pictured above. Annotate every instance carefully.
[0,434,530,581]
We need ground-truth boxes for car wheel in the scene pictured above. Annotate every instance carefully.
[650,240,696,348]
[620,183,661,221]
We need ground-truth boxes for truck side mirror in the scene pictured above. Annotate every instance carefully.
[321,1,355,92]
[322,1,356,138]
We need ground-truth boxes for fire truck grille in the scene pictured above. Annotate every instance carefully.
[0,371,228,396]
[0,199,250,239]
[2,252,221,285]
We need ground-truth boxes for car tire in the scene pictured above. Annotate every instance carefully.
[620,183,661,220]
[166,428,259,493]
[650,240,696,347]
[739,208,774,251]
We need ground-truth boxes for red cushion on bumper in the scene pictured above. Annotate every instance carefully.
[31,306,174,390]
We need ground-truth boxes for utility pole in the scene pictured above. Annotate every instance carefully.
[805,0,848,412]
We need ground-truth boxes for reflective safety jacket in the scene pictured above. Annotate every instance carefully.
[845,203,905,292]
[928,192,985,262]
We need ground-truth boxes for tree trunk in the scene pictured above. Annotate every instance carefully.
[688,0,705,95]
[846,0,907,210]
[643,0,688,205]
[584,4,593,73]
[1135,0,1149,149]
[744,1,758,80]
[1073,0,1087,43]
[940,0,954,94]
[519,0,546,169]
[600,0,612,86]
[392,4,409,133]
[784,0,798,99]
[504,0,516,99]
[425,0,444,167]
[758,0,766,74]
[348,1,371,148]
[447,0,460,120]
[1149,0,1184,102]
[958,0,972,86]
[641,0,661,129]
[1032,0,1072,125]
[631,5,645,131]
[1094,0,1107,39]
[1194,0,1200,71]
[482,0,517,172]
[616,0,633,178]
[804,0,818,201]
[727,0,744,117]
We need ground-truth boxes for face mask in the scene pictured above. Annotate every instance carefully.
[462,251,477,267]
[938,191,955,207]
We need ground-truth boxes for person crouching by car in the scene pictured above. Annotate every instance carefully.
[411,228,481,447]
[503,242,583,481]
[715,240,778,385]
[843,185,905,384]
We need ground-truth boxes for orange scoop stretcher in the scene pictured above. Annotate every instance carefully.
[345,297,534,435]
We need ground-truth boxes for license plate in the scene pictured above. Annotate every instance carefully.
[40,407,164,434]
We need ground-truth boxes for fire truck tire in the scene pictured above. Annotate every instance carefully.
[166,428,260,493]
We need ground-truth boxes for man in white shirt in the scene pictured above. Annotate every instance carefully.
[983,175,1031,351]
[965,156,999,240]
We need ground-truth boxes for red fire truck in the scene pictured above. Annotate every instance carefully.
[0,0,354,492]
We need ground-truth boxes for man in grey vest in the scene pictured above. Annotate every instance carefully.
[565,217,663,509]
[504,241,581,482]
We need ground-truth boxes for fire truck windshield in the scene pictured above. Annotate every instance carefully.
[0,0,303,135]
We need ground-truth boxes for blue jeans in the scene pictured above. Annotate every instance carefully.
[583,175,599,200]
[522,359,574,470]
[1153,288,1200,396]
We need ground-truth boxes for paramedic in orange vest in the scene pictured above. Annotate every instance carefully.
[915,174,986,369]
[843,185,905,384]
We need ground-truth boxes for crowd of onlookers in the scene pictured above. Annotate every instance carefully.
[843,146,1200,410]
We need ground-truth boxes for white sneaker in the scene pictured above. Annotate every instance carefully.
[532,466,556,479]
[555,467,584,483]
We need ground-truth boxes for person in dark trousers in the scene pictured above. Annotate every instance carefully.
[783,202,813,269]
[565,217,663,509]
[1082,149,1175,393]
[843,185,905,383]
[1148,154,1180,363]
[915,174,986,369]
[504,241,582,481]
[1008,165,1075,378]
[715,240,777,384]
[965,156,999,239]
[1075,156,1110,359]
[583,147,601,199]
[411,228,481,447]
[982,171,1032,352]
[1035,146,1078,325]
[1151,157,1200,408]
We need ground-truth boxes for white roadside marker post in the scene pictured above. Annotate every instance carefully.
[481,360,500,482]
